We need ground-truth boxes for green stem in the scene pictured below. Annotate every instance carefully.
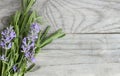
[0,48,2,76]
[2,63,5,76]
[13,73,18,76]
[2,49,8,76]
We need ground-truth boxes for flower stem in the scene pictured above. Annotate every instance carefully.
[2,62,5,76]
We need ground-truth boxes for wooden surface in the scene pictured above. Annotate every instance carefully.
[1,0,120,76]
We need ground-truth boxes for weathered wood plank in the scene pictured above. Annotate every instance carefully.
[27,63,120,76]
[34,34,120,65]
[0,0,20,29]
[1,0,120,33]
[34,0,120,33]
[26,34,120,76]
[43,34,120,50]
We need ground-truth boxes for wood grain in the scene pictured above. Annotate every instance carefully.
[29,0,120,76]
[34,0,120,33]
[0,0,20,29]
[27,63,120,76]
[26,34,120,76]
[37,34,120,65]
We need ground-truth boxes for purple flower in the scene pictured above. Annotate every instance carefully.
[28,23,40,41]
[0,42,12,49]
[27,34,38,42]
[0,55,7,61]
[12,65,17,72]
[31,56,35,62]
[0,26,16,49]
[30,23,40,34]
[21,37,36,62]
[21,38,35,52]
[0,41,5,48]
[1,26,16,43]
[25,51,35,62]
[21,23,40,62]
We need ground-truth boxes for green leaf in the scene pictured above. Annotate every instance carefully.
[36,31,42,47]
[40,39,52,48]
[20,13,29,33]
[24,0,36,15]
[12,11,20,37]
[21,0,28,11]
[14,11,21,25]
[35,16,43,24]
[26,63,35,72]
[58,33,66,38]
[49,29,65,39]
[26,11,36,26]
[41,26,50,40]
[40,29,65,48]
[35,47,41,54]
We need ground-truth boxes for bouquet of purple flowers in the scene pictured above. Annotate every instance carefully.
[0,0,65,76]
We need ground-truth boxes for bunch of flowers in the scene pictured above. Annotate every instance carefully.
[0,0,65,76]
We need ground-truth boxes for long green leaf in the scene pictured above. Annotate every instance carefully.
[41,26,50,40]
[40,29,65,48]
[26,63,35,72]
[24,0,35,15]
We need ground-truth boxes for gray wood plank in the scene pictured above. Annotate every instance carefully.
[1,0,120,33]
[26,63,120,76]
[0,0,20,29]
[35,34,120,65]
[34,0,120,33]
[26,34,120,76]
[43,34,120,50]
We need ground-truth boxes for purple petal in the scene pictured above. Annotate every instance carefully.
[0,55,7,61]
[13,65,17,72]
[31,57,35,63]
[30,23,40,33]
[0,26,16,49]
[7,43,12,49]
[25,52,31,58]
[0,41,5,47]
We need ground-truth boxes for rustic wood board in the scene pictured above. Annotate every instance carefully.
[26,34,120,76]
[1,0,120,76]
[34,0,120,33]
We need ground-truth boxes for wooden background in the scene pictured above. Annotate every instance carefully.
[1,0,120,76]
